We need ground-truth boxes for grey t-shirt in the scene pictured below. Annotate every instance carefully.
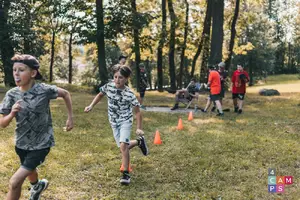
[100,81,140,126]
[0,83,58,150]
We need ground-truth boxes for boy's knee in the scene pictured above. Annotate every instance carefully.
[120,143,129,152]
[9,177,22,191]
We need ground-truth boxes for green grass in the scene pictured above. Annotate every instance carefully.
[261,74,300,85]
[0,89,300,199]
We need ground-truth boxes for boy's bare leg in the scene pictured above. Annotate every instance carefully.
[233,98,238,108]
[120,143,130,171]
[7,168,33,200]
[27,169,38,184]
[128,140,138,150]
[204,99,212,111]
[215,100,223,113]
[238,100,244,110]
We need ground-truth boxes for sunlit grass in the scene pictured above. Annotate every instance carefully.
[0,88,299,199]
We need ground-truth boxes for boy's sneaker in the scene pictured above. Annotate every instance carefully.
[238,109,242,114]
[120,171,130,185]
[216,113,224,117]
[137,136,148,156]
[211,106,216,112]
[234,107,239,113]
[200,108,207,113]
[29,179,49,200]
[170,104,179,110]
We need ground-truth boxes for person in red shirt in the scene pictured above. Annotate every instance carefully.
[201,66,224,116]
[231,64,249,113]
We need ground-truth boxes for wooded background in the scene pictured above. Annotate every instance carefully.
[0,0,299,91]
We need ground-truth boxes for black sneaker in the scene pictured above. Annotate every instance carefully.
[120,171,131,185]
[211,106,216,112]
[200,108,207,113]
[29,179,49,200]
[170,104,179,110]
[234,107,239,113]
[137,136,148,156]
[223,108,230,112]
[216,113,224,116]
[238,109,242,114]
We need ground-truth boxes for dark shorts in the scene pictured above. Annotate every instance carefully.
[232,93,245,100]
[15,147,50,171]
[220,89,225,98]
[210,94,220,101]
[139,89,146,98]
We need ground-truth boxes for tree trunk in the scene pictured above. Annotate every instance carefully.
[200,0,213,83]
[168,0,177,90]
[0,0,15,86]
[131,0,141,91]
[146,59,152,90]
[68,33,73,84]
[156,0,166,92]
[190,0,212,78]
[209,0,224,66]
[49,30,55,82]
[178,0,189,88]
[225,0,240,70]
[96,0,108,86]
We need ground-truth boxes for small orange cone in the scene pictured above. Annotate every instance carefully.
[188,111,193,121]
[177,118,184,130]
[120,163,133,172]
[154,130,162,144]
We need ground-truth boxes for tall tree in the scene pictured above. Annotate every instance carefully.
[156,0,166,92]
[199,0,212,83]
[0,0,15,86]
[225,0,240,70]
[96,0,108,85]
[190,0,212,78]
[209,0,224,66]
[178,0,189,88]
[168,0,177,90]
[131,0,141,91]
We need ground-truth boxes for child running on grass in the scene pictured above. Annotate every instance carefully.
[84,65,148,185]
[0,54,74,200]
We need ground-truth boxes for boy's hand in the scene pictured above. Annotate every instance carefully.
[64,118,74,131]
[11,100,22,115]
[136,129,144,136]
[84,105,93,113]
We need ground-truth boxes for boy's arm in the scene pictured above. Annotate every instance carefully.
[84,92,105,112]
[134,106,144,135]
[57,87,74,131]
[0,100,22,128]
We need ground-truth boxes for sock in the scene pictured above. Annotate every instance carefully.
[30,180,39,186]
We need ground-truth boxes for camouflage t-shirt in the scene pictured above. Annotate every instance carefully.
[0,83,58,150]
[99,82,140,126]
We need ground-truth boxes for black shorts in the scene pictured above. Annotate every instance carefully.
[15,147,50,171]
[139,89,146,98]
[232,93,245,100]
[220,89,225,98]
[210,94,220,101]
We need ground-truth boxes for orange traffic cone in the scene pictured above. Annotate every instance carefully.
[120,163,133,172]
[188,111,193,121]
[154,130,162,145]
[177,118,184,130]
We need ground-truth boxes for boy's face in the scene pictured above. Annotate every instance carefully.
[237,65,243,72]
[114,71,128,89]
[13,63,36,87]
[119,58,126,65]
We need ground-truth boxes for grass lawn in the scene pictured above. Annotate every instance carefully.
[0,88,299,199]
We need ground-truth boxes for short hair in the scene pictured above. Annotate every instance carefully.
[209,65,216,70]
[112,65,132,78]
[11,54,43,80]
[190,78,196,82]
[218,62,225,68]
[118,55,127,61]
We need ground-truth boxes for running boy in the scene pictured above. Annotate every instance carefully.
[0,54,74,200]
[84,65,148,185]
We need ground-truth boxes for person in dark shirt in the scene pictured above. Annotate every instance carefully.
[138,63,149,110]
[170,78,200,110]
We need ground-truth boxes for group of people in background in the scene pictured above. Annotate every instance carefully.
[170,62,250,116]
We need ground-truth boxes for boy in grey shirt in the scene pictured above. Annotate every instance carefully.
[0,54,73,200]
